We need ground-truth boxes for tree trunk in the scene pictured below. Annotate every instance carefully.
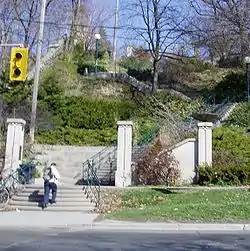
[152,60,159,93]
[68,0,81,51]
[239,25,245,62]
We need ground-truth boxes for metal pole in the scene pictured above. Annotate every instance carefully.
[248,70,250,102]
[112,0,119,74]
[247,63,250,102]
[95,39,98,73]
[29,0,47,144]
[95,39,100,73]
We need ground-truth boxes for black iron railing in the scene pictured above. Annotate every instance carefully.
[81,142,117,207]
[84,159,101,207]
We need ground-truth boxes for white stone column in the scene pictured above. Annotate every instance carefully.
[198,122,213,166]
[3,118,26,177]
[115,121,133,187]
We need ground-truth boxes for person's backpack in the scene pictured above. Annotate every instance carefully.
[43,167,53,181]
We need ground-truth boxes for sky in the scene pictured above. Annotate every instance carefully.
[92,0,125,55]
[92,0,192,57]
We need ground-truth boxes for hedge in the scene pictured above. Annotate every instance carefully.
[37,127,117,146]
[227,102,250,127]
[198,127,250,185]
[51,96,136,130]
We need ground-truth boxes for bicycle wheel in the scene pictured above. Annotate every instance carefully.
[7,176,16,197]
[0,189,9,208]
[12,175,26,194]
[16,174,26,192]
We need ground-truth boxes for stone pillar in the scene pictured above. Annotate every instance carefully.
[3,118,26,177]
[198,122,213,166]
[115,121,133,187]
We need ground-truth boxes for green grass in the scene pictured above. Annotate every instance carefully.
[107,188,250,223]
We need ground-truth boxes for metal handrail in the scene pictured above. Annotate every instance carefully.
[85,159,101,207]
[82,141,117,169]
[81,142,117,208]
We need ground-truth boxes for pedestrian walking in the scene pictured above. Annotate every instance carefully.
[42,162,60,209]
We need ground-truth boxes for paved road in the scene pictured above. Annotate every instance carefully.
[0,229,250,250]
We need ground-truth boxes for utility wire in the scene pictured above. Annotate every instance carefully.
[0,13,148,31]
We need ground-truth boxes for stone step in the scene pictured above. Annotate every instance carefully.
[21,191,84,197]
[35,155,98,163]
[59,177,77,182]
[15,192,87,199]
[9,200,92,207]
[10,205,93,212]
[22,188,85,196]
[35,158,83,165]
[59,171,80,178]
[12,195,89,202]
[34,144,104,152]
[25,185,82,190]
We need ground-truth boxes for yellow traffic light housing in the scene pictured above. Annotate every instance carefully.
[9,47,28,81]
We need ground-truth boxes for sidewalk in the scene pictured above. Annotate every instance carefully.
[0,211,250,232]
[0,211,98,229]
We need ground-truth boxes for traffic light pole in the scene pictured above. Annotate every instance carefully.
[29,0,46,144]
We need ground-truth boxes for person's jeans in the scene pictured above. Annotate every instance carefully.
[49,182,57,203]
[43,180,50,204]
[43,181,57,204]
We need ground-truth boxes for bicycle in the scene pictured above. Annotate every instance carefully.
[0,187,9,208]
[6,171,26,197]
[0,165,31,209]
[0,175,10,208]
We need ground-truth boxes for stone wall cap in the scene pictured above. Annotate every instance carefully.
[7,118,26,125]
[169,138,197,151]
[117,121,133,126]
[197,122,213,127]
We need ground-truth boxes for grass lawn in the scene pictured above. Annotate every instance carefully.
[106,188,250,223]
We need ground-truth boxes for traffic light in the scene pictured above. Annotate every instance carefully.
[9,47,28,82]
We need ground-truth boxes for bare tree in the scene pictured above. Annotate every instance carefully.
[80,0,113,51]
[189,0,250,61]
[122,0,187,92]
[0,0,14,69]
[67,0,82,50]
[11,0,55,49]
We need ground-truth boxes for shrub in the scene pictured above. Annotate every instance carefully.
[186,58,215,73]
[133,139,180,185]
[38,70,64,110]
[213,127,250,159]
[119,56,152,82]
[136,92,202,120]
[202,71,245,103]
[51,96,136,130]
[76,50,109,75]
[198,127,250,185]
[227,102,250,127]
[198,162,250,186]
[133,118,159,145]
[37,127,117,146]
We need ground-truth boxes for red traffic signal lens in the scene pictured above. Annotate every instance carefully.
[15,53,22,59]
[14,68,21,76]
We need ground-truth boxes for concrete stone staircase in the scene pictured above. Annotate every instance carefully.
[8,145,104,212]
[9,185,93,212]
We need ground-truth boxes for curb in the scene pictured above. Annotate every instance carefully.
[0,223,250,232]
[99,186,250,191]
[87,222,250,232]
